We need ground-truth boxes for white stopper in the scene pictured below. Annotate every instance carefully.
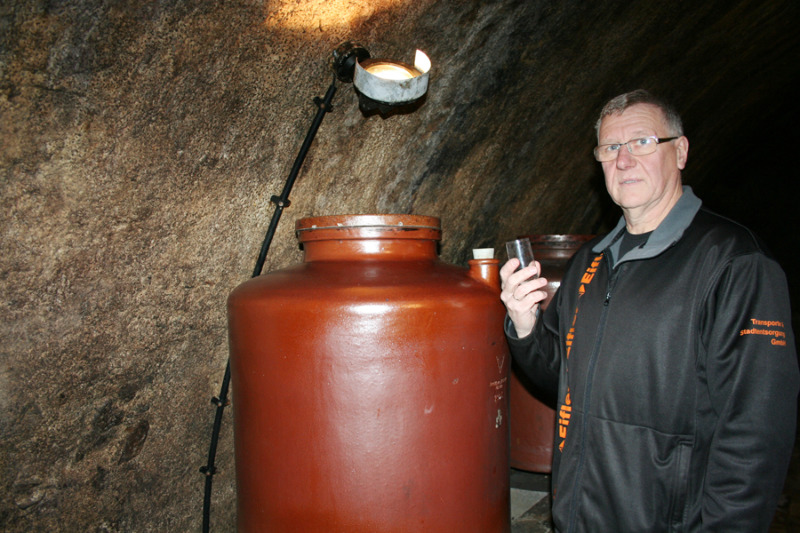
[472,248,495,259]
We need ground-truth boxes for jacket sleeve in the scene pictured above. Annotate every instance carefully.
[700,252,799,531]
[504,295,562,397]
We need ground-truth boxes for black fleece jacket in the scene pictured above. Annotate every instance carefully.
[507,187,799,532]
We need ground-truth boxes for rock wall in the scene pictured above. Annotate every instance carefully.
[1,0,797,530]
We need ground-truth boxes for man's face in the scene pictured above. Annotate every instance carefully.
[598,103,689,228]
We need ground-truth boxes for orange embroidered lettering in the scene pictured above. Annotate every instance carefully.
[566,328,575,358]
[740,317,788,346]
[557,389,573,450]
[558,255,603,453]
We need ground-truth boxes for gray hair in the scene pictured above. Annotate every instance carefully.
[595,89,683,140]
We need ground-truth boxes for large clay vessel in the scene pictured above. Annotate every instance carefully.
[509,234,594,473]
[227,214,511,532]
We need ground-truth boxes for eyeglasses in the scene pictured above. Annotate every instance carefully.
[593,136,678,162]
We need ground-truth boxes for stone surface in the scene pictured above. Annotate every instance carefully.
[1,0,798,530]
[511,495,553,533]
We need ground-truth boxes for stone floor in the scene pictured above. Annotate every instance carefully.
[509,470,551,533]
[509,429,800,532]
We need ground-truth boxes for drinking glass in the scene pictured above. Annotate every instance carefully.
[505,238,537,278]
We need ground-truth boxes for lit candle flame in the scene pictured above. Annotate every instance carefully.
[366,63,416,80]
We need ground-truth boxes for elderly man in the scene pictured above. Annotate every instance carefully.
[501,89,798,532]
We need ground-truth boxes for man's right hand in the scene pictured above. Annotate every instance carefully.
[500,259,549,338]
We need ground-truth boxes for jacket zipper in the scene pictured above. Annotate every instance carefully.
[567,256,622,533]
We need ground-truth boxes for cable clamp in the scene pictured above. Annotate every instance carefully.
[211,396,230,407]
[314,96,333,112]
[270,195,290,208]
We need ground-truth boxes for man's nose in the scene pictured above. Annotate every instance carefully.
[616,146,636,168]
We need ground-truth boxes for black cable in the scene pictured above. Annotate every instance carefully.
[200,362,230,533]
[253,80,338,278]
[200,77,338,532]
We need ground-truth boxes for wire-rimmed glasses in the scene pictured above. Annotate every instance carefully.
[594,136,678,162]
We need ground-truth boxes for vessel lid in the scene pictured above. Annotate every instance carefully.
[524,234,595,249]
[296,214,441,242]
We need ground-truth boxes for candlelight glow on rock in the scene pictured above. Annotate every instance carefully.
[264,0,411,31]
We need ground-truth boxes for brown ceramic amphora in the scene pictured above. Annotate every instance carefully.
[227,215,511,532]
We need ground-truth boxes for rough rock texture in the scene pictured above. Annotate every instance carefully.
[1,0,798,530]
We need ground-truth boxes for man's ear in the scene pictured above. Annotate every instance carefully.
[676,136,689,170]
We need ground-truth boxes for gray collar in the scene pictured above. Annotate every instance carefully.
[592,186,702,267]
